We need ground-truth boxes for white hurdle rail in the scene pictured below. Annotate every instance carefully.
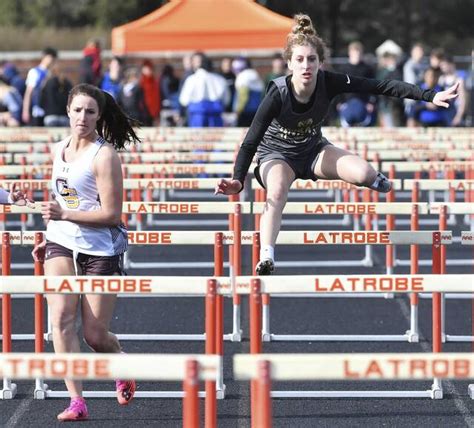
[0,352,220,427]
[247,230,452,343]
[403,179,474,228]
[252,178,403,230]
[0,276,226,401]
[234,353,474,426]
[237,274,473,400]
[0,230,231,342]
[252,201,429,270]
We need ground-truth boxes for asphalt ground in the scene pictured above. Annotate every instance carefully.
[1,186,473,427]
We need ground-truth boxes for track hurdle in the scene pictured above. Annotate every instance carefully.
[0,275,224,403]
[240,273,473,400]
[252,178,403,231]
[249,231,451,342]
[0,202,249,341]
[252,201,429,271]
[0,353,220,427]
[234,352,474,427]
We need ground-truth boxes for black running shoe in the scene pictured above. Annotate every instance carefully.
[255,258,274,275]
[370,172,392,193]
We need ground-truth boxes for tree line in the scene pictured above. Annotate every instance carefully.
[0,0,472,55]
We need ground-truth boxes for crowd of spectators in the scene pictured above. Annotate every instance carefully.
[0,39,469,128]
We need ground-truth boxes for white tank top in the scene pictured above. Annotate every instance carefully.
[46,136,128,256]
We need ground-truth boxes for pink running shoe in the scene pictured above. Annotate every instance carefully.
[116,379,136,405]
[57,397,88,422]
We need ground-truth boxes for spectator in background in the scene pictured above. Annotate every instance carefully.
[264,52,286,88]
[79,39,102,86]
[139,59,160,126]
[0,78,22,126]
[179,52,229,127]
[232,56,264,127]
[117,67,150,125]
[403,43,427,86]
[337,41,376,127]
[39,63,73,127]
[403,43,428,125]
[160,64,180,110]
[410,67,447,127]
[178,54,194,126]
[376,52,405,127]
[22,46,57,126]
[219,57,236,113]
[439,55,467,126]
[429,48,445,71]
[0,62,26,97]
[100,56,123,100]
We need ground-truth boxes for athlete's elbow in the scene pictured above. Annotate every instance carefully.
[105,212,123,227]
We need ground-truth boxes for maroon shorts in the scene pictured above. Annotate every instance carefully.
[45,241,125,276]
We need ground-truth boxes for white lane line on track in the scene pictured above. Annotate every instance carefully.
[5,389,33,428]
[396,298,474,427]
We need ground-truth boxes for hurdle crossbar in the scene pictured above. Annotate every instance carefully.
[234,352,474,425]
[1,353,218,427]
[1,276,226,402]
[243,276,473,400]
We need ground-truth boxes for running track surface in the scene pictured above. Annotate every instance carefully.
[1,188,473,428]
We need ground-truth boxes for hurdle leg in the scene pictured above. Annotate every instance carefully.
[34,232,49,399]
[406,201,420,343]
[1,233,17,399]
[361,189,374,267]
[214,233,225,398]
[249,279,262,428]
[229,202,242,342]
[430,231,443,399]
[257,361,272,428]
[183,360,200,428]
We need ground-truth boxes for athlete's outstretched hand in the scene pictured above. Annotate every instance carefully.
[432,82,459,108]
[8,183,35,207]
[214,178,243,195]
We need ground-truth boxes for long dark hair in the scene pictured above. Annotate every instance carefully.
[67,83,141,150]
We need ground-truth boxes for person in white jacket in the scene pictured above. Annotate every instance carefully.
[179,52,229,127]
[232,57,264,126]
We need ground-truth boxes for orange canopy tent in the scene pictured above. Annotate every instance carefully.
[111,0,293,55]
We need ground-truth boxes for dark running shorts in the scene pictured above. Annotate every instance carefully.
[45,241,126,276]
[254,137,332,189]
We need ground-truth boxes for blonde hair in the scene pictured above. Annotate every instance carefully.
[283,14,328,63]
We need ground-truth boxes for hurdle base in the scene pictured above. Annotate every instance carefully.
[431,382,443,400]
[34,381,49,400]
[445,335,474,342]
[223,331,242,342]
[271,389,434,398]
[396,259,474,267]
[0,382,17,400]
[268,334,413,342]
[116,333,205,341]
[405,330,420,343]
[468,384,474,399]
[216,384,226,400]
[44,389,224,399]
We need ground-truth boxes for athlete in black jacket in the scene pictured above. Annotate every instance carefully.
[215,14,459,275]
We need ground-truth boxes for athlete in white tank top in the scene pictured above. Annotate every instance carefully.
[46,136,128,256]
